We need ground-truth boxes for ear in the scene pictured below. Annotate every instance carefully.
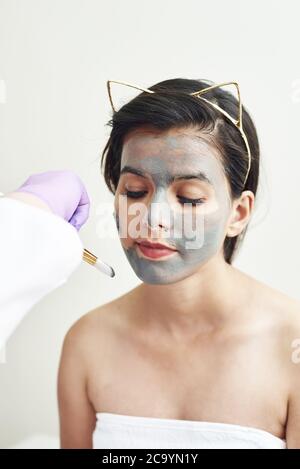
[226,190,255,237]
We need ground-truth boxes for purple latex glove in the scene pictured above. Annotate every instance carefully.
[15,170,90,230]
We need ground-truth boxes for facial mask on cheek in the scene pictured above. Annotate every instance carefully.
[113,137,232,285]
[113,199,230,285]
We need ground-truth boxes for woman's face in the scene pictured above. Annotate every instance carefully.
[113,126,233,284]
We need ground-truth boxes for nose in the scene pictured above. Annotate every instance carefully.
[144,198,173,234]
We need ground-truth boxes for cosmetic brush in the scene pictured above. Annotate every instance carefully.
[82,248,115,277]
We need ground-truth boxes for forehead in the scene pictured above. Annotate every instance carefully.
[121,127,225,181]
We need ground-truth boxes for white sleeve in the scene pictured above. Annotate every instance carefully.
[0,196,83,349]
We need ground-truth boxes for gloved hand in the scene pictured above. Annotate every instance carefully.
[15,170,90,231]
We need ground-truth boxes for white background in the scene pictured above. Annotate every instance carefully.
[0,0,299,448]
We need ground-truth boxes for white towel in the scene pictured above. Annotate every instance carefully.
[93,412,286,449]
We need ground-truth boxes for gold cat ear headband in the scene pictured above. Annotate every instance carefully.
[106,80,251,188]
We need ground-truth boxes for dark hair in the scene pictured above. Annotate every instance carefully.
[100,78,260,264]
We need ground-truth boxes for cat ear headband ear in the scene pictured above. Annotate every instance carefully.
[106,80,251,187]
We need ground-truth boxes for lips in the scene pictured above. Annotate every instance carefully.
[136,240,177,251]
[136,239,177,260]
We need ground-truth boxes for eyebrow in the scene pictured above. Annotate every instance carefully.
[120,165,213,186]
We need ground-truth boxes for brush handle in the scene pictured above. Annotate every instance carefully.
[82,248,115,278]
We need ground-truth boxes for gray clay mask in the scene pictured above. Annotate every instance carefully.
[114,131,232,285]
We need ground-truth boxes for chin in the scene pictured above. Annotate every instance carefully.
[134,268,194,286]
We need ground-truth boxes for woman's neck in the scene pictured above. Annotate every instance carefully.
[136,256,252,342]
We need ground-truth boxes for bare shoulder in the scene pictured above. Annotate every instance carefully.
[256,276,300,333]
[236,267,300,327]
[62,285,140,353]
[245,270,300,363]
[235,267,300,356]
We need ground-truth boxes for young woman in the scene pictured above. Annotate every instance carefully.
[57,78,300,449]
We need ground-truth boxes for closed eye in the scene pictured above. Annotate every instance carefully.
[177,196,206,206]
[122,190,148,199]
[123,190,205,206]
